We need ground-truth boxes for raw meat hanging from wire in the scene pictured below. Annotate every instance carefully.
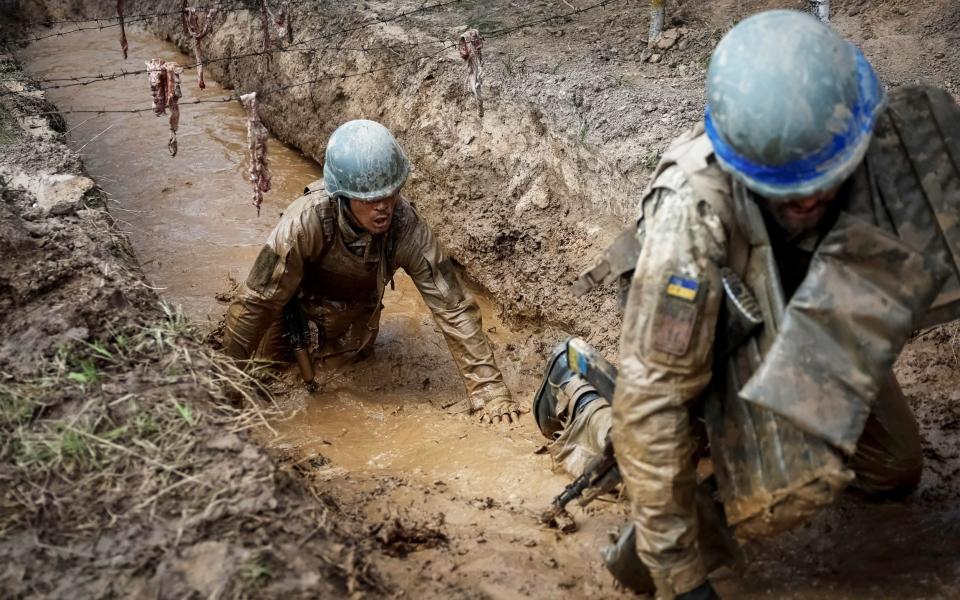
[258,0,293,54]
[458,28,484,117]
[181,1,219,89]
[241,92,271,215]
[117,0,128,59]
[146,59,183,157]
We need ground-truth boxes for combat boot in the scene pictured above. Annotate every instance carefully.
[677,581,720,600]
[532,339,602,439]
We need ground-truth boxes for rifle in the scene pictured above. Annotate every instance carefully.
[283,297,318,392]
[539,338,621,531]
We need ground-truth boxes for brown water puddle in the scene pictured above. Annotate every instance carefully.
[20,27,322,324]
[19,22,568,502]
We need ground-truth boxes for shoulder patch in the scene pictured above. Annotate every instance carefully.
[666,275,699,301]
[246,245,280,294]
[652,275,702,356]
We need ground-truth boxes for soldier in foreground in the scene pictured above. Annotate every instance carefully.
[534,10,960,599]
[223,119,522,424]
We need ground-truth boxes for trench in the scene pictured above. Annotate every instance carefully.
[19,22,960,600]
[20,27,634,598]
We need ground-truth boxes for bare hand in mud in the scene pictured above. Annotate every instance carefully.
[478,397,526,425]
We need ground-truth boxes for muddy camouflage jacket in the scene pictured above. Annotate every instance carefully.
[608,84,960,598]
[223,181,510,409]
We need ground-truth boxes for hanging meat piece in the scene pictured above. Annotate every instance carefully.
[181,1,219,89]
[271,2,293,44]
[117,0,128,59]
[258,0,293,54]
[458,29,484,117]
[240,92,271,215]
[146,58,168,115]
[165,62,182,156]
[146,59,183,157]
[258,0,272,53]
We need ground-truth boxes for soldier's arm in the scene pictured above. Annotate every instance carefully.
[609,166,729,597]
[395,203,516,419]
[222,195,327,359]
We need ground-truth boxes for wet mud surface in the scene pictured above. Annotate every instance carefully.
[13,5,960,598]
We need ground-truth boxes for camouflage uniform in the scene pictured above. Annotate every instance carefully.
[223,181,510,410]
[553,83,960,598]
[608,164,923,597]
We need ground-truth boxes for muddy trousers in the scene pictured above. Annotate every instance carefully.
[253,302,381,363]
[548,398,741,595]
[607,372,924,598]
[554,373,922,595]
[847,373,924,495]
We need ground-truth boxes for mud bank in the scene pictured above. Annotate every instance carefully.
[0,56,421,598]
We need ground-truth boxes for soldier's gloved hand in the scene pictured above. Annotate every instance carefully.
[476,393,526,425]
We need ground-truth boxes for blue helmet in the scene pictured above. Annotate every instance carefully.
[323,120,411,201]
[704,10,886,200]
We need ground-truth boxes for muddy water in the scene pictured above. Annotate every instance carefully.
[20,28,636,598]
[21,28,322,324]
[20,27,565,496]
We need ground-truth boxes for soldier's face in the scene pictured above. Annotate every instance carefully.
[350,194,398,234]
[763,187,839,236]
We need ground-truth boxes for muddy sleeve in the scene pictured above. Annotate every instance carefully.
[222,196,327,359]
[395,207,511,407]
[609,166,728,597]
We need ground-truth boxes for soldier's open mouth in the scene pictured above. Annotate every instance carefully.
[781,201,828,224]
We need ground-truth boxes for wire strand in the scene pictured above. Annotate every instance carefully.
[6,0,625,92]
[6,0,628,114]
[10,0,467,44]
[20,43,454,116]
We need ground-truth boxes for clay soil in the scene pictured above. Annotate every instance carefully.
[4,0,960,598]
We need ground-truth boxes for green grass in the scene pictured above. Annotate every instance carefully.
[578,118,591,145]
[502,52,518,77]
[0,105,19,146]
[173,400,196,427]
[641,147,663,170]
[15,423,98,470]
[243,552,274,592]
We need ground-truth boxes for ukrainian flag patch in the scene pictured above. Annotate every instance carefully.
[666,275,699,301]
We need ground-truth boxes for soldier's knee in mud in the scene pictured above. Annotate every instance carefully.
[850,453,922,498]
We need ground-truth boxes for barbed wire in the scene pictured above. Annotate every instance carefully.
[18,43,454,116]
[0,39,448,93]
[10,0,468,44]
[15,0,244,26]
[6,0,627,113]
[6,0,624,92]
[485,0,623,38]
[1,0,469,93]
[9,0,271,43]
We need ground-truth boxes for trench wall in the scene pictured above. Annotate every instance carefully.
[123,1,638,352]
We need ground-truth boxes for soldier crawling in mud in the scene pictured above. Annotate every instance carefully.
[223,119,523,424]
[533,10,960,600]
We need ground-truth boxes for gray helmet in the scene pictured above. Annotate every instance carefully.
[704,10,886,200]
[323,119,410,201]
